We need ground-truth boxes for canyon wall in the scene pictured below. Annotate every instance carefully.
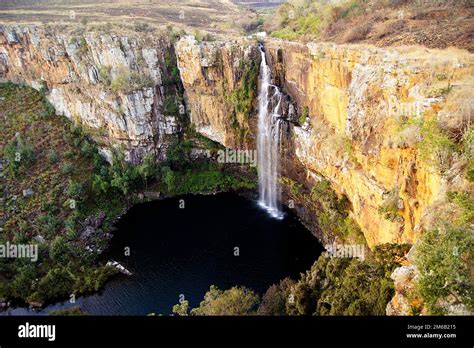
[0,25,181,163]
[1,24,473,249]
[176,36,474,248]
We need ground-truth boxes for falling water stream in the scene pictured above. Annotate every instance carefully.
[257,45,284,219]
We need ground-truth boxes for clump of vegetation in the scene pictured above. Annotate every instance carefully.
[192,29,215,43]
[163,95,183,116]
[414,225,474,314]
[417,118,458,173]
[159,140,256,196]
[3,133,36,176]
[227,59,259,119]
[99,65,154,94]
[49,306,88,316]
[133,21,153,33]
[446,191,474,226]
[311,179,364,243]
[281,176,363,242]
[298,106,309,125]
[258,278,295,315]
[284,243,409,316]
[398,116,460,174]
[98,65,112,87]
[111,66,153,94]
[378,187,402,222]
[173,285,260,316]
[163,51,182,87]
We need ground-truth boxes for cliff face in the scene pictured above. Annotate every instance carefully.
[0,25,181,163]
[176,36,260,150]
[176,37,474,248]
[265,39,473,247]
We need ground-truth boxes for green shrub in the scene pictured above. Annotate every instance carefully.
[227,59,259,119]
[133,21,152,32]
[258,278,295,315]
[299,106,309,125]
[62,162,74,174]
[414,226,474,314]
[98,65,112,87]
[446,191,474,226]
[37,214,61,239]
[10,264,38,300]
[189,285,260,316]
[29,267,74,303]
[66,180,83,200]
[417,118,458,173]
[50,236,74,264]
[378,187,402,222]
[165,139,193,171]
[270,28,301,40]
[163,95,182,116]
[172,300,190,316]
[110,66,154,94]
[47,149,59,164]
[49,307,88,316]
[3,134,36,176]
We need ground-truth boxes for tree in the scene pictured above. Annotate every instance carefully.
[137,154,157,189]
[166,139,193,171]
[190,285,260,316]
[50,236,74,264]
[10,264,38,299]
[92,173,110,195]
[258,278,295,315]
[172,300,190,316]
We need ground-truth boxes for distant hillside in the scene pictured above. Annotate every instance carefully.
[232,0,285,9]
[0,0,256,35]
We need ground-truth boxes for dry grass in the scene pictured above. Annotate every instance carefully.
[268,0,474,52]
[0,0,258,36]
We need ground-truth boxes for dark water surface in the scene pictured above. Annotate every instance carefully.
[4,193,322,315]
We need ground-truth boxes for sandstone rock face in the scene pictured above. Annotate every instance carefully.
[0,25,181,163]
[176,36,260,150]
[265,39,473,247]
[176,36,474,248]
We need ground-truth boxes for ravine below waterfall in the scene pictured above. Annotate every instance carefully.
[3,193,322,315]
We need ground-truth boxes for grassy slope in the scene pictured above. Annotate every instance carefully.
[266,0,473,52]
[0,83,122,305]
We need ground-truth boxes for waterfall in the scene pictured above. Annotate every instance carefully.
[257,45,284,220]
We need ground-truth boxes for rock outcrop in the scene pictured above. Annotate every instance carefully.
[176,35,260,150]
[0,25,182,163]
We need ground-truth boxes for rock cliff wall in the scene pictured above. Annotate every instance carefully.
[176,36,474,248]
[176,35,260,150]
[0,25,182,163]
